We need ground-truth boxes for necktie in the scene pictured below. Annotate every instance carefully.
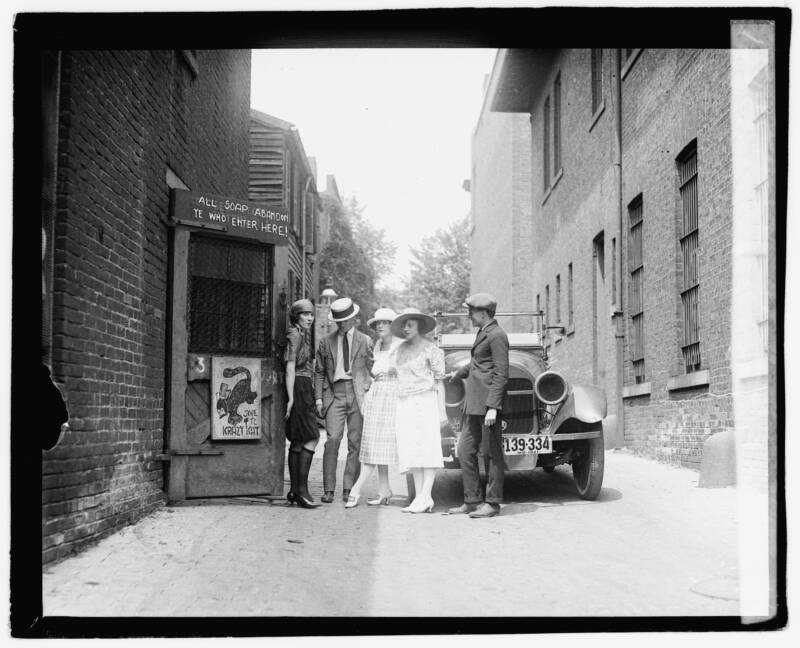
[343,333,350,373]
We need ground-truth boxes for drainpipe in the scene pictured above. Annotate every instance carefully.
[301,175,313,298]
[612,48,625,448]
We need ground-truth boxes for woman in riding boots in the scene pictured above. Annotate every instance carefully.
[284,299,321,508]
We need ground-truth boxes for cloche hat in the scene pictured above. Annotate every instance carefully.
[290,299,315,318]
[390,307,436,337]
[367,307,398,328]
[328,297,360,322]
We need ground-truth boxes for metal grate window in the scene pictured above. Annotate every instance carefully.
[188,235,273,356]
[543,96,551,190]
[678,143,700,372]
[567,263,573,327]
[536,294,542,332]
[591,49,603,114]
[553,74,562,173]
[556,274,561,324]
[629,195,645,382]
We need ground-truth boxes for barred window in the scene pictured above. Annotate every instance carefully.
[553,73,562,174]
[678,142,700,373]
[536,293,542,332]
[543,96,551,191]
[591,49,603,114]
[556,274,561,324]
[628,195,645,383]
[545,284,550,329]
[188,235,273,356]
[567,263,574,327]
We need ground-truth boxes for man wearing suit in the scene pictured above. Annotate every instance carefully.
[315,297,374,503]
[447,293,509,518]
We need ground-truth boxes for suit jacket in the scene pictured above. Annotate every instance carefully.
[314,329,374,413]
[453,319,509,415]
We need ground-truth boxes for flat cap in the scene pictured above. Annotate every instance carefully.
[462,292,498,313]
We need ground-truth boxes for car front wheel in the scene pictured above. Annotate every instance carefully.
[571,436,604,500]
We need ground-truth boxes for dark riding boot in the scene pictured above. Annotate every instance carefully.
[286,450,300,504]
[295,448,320,508]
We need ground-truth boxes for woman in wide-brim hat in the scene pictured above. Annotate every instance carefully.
[283,299,321,509]
[391,308,445,513]
[345,307,403,508]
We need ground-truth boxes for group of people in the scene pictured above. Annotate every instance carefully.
[283,292,509,518]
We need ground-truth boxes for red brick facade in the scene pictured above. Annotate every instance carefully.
[42,50,252,563]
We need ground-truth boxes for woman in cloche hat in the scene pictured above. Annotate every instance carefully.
[345,307,403,508]
[391,307,446,513]
[283,299,321,508]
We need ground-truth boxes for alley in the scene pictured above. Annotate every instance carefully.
[42,448,739,618]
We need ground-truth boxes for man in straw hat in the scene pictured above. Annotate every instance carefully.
[446,293,509,518]
[314,297,374,503]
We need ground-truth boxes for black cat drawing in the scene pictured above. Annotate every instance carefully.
[216,366,258,425]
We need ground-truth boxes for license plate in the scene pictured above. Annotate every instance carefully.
[502,434,553,455]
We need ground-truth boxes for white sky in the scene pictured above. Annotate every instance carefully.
[250,48,497,290]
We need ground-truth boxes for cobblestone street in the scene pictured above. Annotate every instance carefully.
[43,447,740,618]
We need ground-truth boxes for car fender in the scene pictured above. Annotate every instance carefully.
[549,383,607,432]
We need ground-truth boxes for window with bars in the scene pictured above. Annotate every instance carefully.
[567,263,573,328]
[677,142,700,373]
[591,49,603,114]
[543,96,551,191]
[536,293,541,332]
[628,195,645,383]
[188,235,273,356]
[545,285,550,329]
[553,73,562,174]
[556,274,561,324]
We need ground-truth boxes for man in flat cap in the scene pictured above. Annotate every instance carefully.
[447,293,509,518]
[315,297,374,503]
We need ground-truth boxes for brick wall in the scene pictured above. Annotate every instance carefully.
[43,50,252,562]
[621,49,734,468]
[527,49,620,414]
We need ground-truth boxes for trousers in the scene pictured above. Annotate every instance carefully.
[323,380,363,492]
[457,413,505,504]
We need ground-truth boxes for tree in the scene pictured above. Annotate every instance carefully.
[404,216,471,332]
[318,195,395,333]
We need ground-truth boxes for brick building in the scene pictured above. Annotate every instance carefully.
[469,74,533,333]
[40,50,254,563]
[478,47,773,473]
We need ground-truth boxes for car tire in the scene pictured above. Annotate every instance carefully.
[572,436,604,500]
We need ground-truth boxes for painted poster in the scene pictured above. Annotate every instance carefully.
[211,357,261,440]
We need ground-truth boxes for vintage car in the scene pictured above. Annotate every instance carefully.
[427,317,607,500]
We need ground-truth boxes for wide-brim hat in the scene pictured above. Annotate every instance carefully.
[390,307,436,337]
[367,307,398,328]
[328,297,360,322]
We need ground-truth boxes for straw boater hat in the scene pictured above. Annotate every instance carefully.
[390,307,436,337]
[328,297,360,322]
[367,307,398,328]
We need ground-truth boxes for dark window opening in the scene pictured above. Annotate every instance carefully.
[591,49,604,114]
[188,235,273,356]
[678,142,700,373]
[629,195,645,383]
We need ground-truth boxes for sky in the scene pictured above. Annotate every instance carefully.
[250,48,497,291]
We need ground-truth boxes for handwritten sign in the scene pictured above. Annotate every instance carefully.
[171,189,290,246]
[211,357,262,440]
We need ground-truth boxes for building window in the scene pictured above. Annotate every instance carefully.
[556,274,561,324]
[611,237,617,305]
[553,74,562,174]
[543,96,551,190]
[629,195,645,383]
[545,284,550,329]
[677,141,700,373]
[591,49,603,115]
[568,263,574,327]
[188,235,273,356]
[536,293,541,332]
[288,268,296,305]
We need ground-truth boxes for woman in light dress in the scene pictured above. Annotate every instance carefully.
[345,308,402,508]
[391,308,446,513]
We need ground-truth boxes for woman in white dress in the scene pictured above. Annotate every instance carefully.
[391,307,446,513]
[345,308,402,508]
